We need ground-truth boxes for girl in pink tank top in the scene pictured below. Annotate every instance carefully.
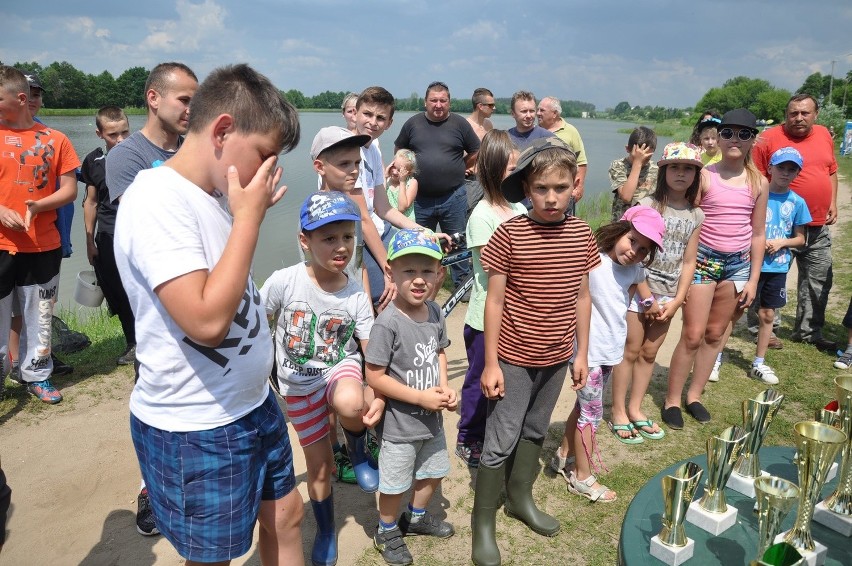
[663,109,768,430]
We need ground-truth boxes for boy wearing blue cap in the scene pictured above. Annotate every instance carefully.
[750,147,811,385]
[260,191,381,566]
[365,229,457,565]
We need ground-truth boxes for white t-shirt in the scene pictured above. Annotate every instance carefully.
[356,141,386,235]
[261,262,374,396]
[588,252,645,367]
[114,167,272,432]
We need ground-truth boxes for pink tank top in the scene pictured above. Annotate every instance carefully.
[699,165,755,253]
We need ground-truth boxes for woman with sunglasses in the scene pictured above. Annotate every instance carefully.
[663,109,768,429]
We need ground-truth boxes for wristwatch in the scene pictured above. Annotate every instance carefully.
[640,297,655,309]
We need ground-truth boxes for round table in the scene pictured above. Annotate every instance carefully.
[618,446,850,565]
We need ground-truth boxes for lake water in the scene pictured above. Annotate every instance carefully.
[43,112,672,311]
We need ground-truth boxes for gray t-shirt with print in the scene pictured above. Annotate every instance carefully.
[365,300,450,442]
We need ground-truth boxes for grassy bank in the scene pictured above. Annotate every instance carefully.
[39,107,146,117]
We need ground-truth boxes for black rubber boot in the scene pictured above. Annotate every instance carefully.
[471,462,505,566]
[503,439,560,536]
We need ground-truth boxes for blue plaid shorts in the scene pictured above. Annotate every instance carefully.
[130,389,296,562]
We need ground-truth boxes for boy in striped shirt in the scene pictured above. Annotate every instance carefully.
[471,137,600,566]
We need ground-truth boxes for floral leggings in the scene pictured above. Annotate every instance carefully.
[574,365,612,473]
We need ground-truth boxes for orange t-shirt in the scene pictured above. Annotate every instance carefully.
[0,124,80,252]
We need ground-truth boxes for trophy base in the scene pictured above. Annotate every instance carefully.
[726,469,769,497]
[650,535,694,565]
[685,500,737,535]
[773,533,828,566]
[812,501,852,536]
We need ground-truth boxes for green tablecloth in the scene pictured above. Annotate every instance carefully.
[618,446,850,565]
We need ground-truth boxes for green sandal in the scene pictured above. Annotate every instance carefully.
[608,421,644,445]
[632,419,665,440]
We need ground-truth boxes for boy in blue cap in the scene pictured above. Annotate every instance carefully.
[365,229,457,565]
[261,191,382,566]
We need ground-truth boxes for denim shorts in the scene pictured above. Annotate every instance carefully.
[694,243,751,291]
[756,272,787,309]
[378,435,450,494]
[130,389,296,562]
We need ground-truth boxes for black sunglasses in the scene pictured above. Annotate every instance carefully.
[719,128,755,141]
[479,102,495,108]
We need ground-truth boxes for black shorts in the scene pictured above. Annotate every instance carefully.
[756,272,787,310]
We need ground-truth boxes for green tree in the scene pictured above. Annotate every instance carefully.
[753,88,791,123]
[41,61,89,108]
[798,72,831,100]
[115,66,148,108]
[694,76,790,120]
[13,61,44,82]
[613,101,631,116]
[91,70,120,108]
[282,89,307,108]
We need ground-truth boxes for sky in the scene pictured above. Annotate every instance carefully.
[2,0,851,110]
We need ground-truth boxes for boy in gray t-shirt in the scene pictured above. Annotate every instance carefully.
[365,229,457,565]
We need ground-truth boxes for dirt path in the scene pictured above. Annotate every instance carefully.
[1,178,848,565]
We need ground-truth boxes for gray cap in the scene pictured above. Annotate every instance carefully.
[500,136,576,203]
[310,126,370,160]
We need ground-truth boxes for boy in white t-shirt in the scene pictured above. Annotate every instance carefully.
[114,64,304,564]
[261,191,383,566]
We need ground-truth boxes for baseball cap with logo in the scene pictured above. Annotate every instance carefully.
[620,205,665,250]
[500,136,577,203]
[310,126,370,161]
[24,74,45,92]
[387,229,444,261]
[769,146,803,169]
[299,191,361,231]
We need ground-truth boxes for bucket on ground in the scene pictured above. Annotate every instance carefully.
[74,270,104,308]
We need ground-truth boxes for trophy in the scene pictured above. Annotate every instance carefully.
[779,421,846,561]
[686,425,749,534]
[814,375,852,536]
[730,389,785,496]
[751,542,804,566]
[650,461,703,565]
[754,476,799,561]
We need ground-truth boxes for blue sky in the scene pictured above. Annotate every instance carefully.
[2,0,850,110]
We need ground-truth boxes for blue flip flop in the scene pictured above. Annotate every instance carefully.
[632,419,666,440]
[608,422,644,444]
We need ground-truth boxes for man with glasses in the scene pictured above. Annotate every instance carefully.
[537,96,588,204]
[395,81,480,286]
[467,88,495,141]
[754,94,839,352]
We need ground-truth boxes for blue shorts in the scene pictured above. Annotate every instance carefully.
[756,272,787,309]
[693,243,750,291]
[130,389,296,562]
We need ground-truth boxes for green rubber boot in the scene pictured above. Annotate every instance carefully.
[471,462,505,566]
[503,439,560,536]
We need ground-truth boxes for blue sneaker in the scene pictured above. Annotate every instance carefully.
[27,379,62,404]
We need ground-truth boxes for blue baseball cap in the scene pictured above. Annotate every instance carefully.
[769,147,803,169]
[387,229,443,261]
[299,191,361,231]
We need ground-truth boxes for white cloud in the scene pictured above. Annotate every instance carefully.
[64,17,111,40]
[451,20,505,42]
[139,0,226,53]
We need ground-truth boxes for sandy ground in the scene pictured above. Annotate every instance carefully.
[1,179,849,566]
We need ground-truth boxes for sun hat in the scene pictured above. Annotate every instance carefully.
[299,191,361,231]
[387,229,443,261]
[310,126,370,160]
[620,205,665,250]
[768,147,803,169]
[500,136,576,203]
[718,109,759,135]
[657,142,703,168]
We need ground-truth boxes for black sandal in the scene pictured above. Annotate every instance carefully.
[686,401,711,423]
[661,406,683,430]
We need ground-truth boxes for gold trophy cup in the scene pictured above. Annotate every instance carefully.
[657,461,703,547]
[823,375,852,515]
[753,476,799,561]
[735,389,784,479]
[698,425,750,513]
[783,421,846,553]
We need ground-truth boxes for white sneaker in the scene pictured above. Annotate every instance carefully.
[708,360,721,382]
[750,363,779,385]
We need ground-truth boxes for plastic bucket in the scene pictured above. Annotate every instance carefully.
[74,270,105,307]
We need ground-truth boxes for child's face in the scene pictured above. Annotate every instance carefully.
[699,129,718,154]
[342,101,357,131]
[218,129,282,193]
[316,145,361,192]
[97,119,130,151]
[390,156,410,180]
[522,168,574,223]
[768,162,800,189]
[719,127,755,160]
[665,163,697,194]
[388,254,440,309]
[356,102,393,141]
[0,86,26,123]
[300,221,356,274]
[28,87,43,117]
[611,228,653,266]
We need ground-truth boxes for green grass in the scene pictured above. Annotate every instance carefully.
[38,107,146,116]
